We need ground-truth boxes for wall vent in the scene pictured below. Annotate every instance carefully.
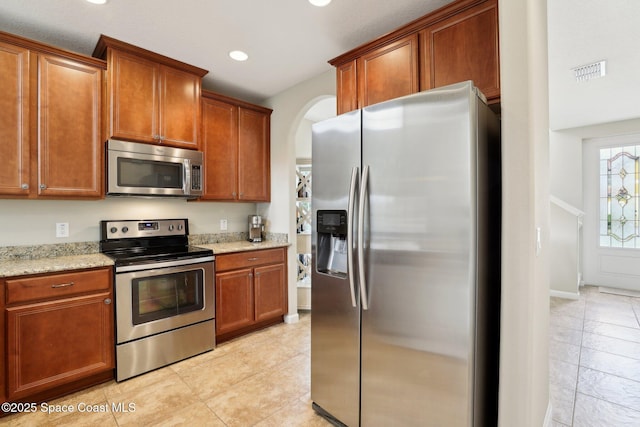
[573,60,606,82]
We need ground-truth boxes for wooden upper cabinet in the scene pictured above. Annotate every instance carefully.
[0,31,105,199]
[201,96,238,200]
[109,50,159,144]
[200,91,272,202]
[0,40,30,196]
[420,0,500,103]
[38,54,102,197]
[330,0,500,114]
[160,66,201,148]
[357,34,419,110]
[238,107,270,202]
[336,60,358,115]
[94,35,207,149]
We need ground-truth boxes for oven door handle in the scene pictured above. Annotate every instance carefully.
[115,255,215,273]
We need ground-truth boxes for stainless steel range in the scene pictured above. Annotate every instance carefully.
[100,218,215,381]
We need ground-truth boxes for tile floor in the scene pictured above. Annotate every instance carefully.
[1,312,331,427]
[549,285,640,426]
[3,286,639,426]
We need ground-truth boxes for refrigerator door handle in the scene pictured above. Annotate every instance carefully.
[358,165,369,310]
[347,166,359,308]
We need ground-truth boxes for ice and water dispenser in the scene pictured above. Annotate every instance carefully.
[316,210,348,277]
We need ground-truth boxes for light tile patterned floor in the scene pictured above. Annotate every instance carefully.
[5,287,639,426]
[1,312,331,426]
[550,285,640,426]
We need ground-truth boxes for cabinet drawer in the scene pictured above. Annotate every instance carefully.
[6,268,111,305]
[216,248,285,272]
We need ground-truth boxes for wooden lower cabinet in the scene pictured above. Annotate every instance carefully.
[215,248,287,342]
[2,268,114,403]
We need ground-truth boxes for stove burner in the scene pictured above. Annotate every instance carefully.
[99,219,213,267]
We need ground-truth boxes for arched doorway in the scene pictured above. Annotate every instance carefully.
[294,96,336,309]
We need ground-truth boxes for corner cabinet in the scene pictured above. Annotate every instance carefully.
[93,35,207,149]
[201,91,272,202]
[2,268,114,403]
[0,32,104,199]
[215,248,287,342]
[330,0,499,114]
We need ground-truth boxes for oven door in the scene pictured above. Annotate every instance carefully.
[115,258,214,344]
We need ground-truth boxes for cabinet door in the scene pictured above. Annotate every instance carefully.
[0,41,31,196]
[201,97,238,200]
[109,49,159,143]
[358,34,419,108]
[238,107,270,202]
[1,277,5,403]
[420,0,500,102]
[254,263,286,323]
[38,54,102,198]
[160,66,201,149]
[215,268,254,335]
[6,292,114,401]
[336,59,358,115]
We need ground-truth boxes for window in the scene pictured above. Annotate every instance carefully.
[599,145,640,248]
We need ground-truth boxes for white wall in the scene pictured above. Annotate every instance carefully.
[295,118,313,160]
[259,68,336,319]
[548,0,640,130]
[0,198,256,246]
[498,0,551,425]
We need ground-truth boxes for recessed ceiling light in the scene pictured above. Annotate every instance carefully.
[86,0,108,4]
[309,0,332,6]
[229,50,249,62]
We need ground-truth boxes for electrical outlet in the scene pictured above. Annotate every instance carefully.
[220,219,228,231]
[56,222,69,238]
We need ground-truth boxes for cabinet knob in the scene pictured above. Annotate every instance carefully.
[40,184,47,190]
[104,298,112,305]
[21,183,29,190]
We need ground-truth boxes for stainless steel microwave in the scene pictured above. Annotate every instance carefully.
[106,139,203,198]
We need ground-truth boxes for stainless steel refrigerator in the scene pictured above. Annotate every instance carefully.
[310,81,501,426]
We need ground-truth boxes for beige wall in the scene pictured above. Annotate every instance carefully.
[0,198,256,246]
[498,0,551,425]
[260,69,336,319]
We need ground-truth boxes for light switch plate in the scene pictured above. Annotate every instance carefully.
[220,219,228,231]
[56,222,69,238]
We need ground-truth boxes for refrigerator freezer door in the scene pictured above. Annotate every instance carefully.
[311,110,362,427]
[360,82,479,426]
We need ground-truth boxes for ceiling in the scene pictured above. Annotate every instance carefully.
[0,0,449,104]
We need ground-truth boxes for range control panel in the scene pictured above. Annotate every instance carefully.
[101,219,188,239]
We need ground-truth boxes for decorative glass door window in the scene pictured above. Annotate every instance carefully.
[600,145,640,248]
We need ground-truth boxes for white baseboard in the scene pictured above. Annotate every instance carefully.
[550,289,580,300]
[284,313,300,324]
[599,286,640,298]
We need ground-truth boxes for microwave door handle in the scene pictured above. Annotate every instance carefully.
[183,160,191,194]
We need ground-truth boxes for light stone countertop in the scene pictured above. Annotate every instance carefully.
[0,253,114,278]
[199,240,291,255]
[0,240,290,278]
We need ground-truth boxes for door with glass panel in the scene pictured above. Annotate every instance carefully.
[583,135,640,292]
